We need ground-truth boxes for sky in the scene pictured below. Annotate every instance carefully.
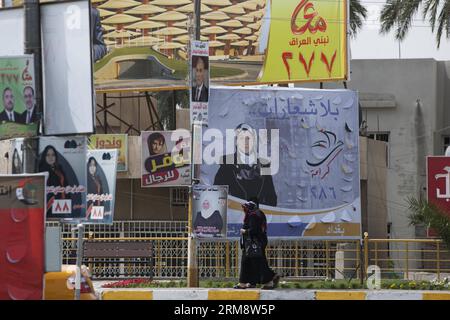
[350,0,450,60]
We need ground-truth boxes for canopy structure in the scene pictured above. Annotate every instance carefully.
[177,3,212,13]
[125,20,166,30]
[150,0,191,6]
[231,40,250,46]
[201,0,232,6]
[220,5,246,15]
[201,26,228,35]
[235,15,255,23]
[173,20,209,28]
[153,27,187,36]
[208,40,225,48]
[102,25,116,31]
[102,14,141,24]
[173,34,208,43]
[216,33,241,41]
[124,4,166,15]
[245,35,258,41]
[98,8,115,18]
[234,27,252,35]
[217,19,243,28]
[202,11,230,21]
[104,29,140,38]
[151,11,188,22]
[98,0,140,10]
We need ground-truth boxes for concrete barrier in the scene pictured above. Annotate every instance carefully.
[98,288,450,300]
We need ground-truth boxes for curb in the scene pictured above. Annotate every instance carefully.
[98,288,450,300]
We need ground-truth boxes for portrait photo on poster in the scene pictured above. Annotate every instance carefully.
[86,149,117,224]
[141,131,191,187]
[38,136,87,221]
[193,185,228,239]
[191,55,209,103]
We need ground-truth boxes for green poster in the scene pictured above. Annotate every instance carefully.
[0,55,38,140]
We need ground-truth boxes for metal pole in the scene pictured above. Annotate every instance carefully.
[74,223,85,300]
[363,232,369,280]
[194,0,201,41]
[24,0,43,132]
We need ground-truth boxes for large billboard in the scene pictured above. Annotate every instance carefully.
[200,87,361,239]
[93,0,347,90]
[41,0,95,135]
[0,56,39,140]
[141,130,191,187]
[38,136,87,222]
[427,156,450,236]
[0,7,24,56]
[0,174,46,300]
[258,0,348,82]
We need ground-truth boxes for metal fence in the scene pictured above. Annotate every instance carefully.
[49,221,450,281]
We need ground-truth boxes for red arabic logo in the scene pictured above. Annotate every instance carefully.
[291,0,327,35]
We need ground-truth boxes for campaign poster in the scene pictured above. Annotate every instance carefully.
[85,149,117,224]
[88,134,128,172]
[200,87,361,239]
[9,137,38,174]
[38,136,87,221]
[192,185,228,239]
[141,130,191,187]
[0,55,39,140]
[426,156,450,237]
[0,174,46,300]
[190,41,209,125]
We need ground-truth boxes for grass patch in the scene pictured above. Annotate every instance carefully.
[94,46,243,79]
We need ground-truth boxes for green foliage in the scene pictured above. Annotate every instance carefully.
[349,0,368,37]
[407,197,450,249]
[380,0,450,47]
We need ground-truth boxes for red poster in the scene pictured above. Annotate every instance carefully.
[426,156,450,237]
[0,175,46,300]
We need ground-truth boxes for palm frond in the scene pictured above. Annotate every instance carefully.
[435,0,450,48]
[349,0,368,37]
[407,196,450,248]
[380,0,402,34]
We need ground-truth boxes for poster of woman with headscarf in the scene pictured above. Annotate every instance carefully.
[38,136,87,221]
[193,185,228,238]
[85,149,117,224]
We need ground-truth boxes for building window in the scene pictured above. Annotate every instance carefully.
[443,136,450,154]
[170,187,189,207]
[367,132,389,143]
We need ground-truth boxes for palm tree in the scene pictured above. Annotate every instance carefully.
[350,0,368,37]
[380,0,450,47]
[407,197,450,248]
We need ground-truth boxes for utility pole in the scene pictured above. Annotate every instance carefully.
[187,0,201,288]
[24,0,43,133]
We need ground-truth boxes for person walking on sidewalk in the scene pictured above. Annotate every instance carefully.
[234,200,280,289]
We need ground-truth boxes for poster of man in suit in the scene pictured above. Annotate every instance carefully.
[0,55,38,139]
[190,41,209,126]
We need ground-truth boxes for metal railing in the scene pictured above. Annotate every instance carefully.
[50,221,450,280]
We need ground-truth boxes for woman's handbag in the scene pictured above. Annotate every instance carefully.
[243,237,263,258]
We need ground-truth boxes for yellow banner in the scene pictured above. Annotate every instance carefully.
[88,134,128,172]
[259,0,348,83]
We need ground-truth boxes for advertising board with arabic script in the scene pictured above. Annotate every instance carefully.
[89,134,128,172]
[38,136,87,222]
[141,130,191,187]
[258,0,348,83]
[200,87,360,239]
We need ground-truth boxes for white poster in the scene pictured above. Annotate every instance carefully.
[192,185,228,239]
[0,8,24,56]
[41,0,94,135]
[190,41,209,126]
[86,149,117,224]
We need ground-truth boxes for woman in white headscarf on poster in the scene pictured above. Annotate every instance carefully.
[214,123,277,206]
[193,189,224,237]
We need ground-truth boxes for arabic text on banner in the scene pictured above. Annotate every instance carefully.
[258,0,348,83]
